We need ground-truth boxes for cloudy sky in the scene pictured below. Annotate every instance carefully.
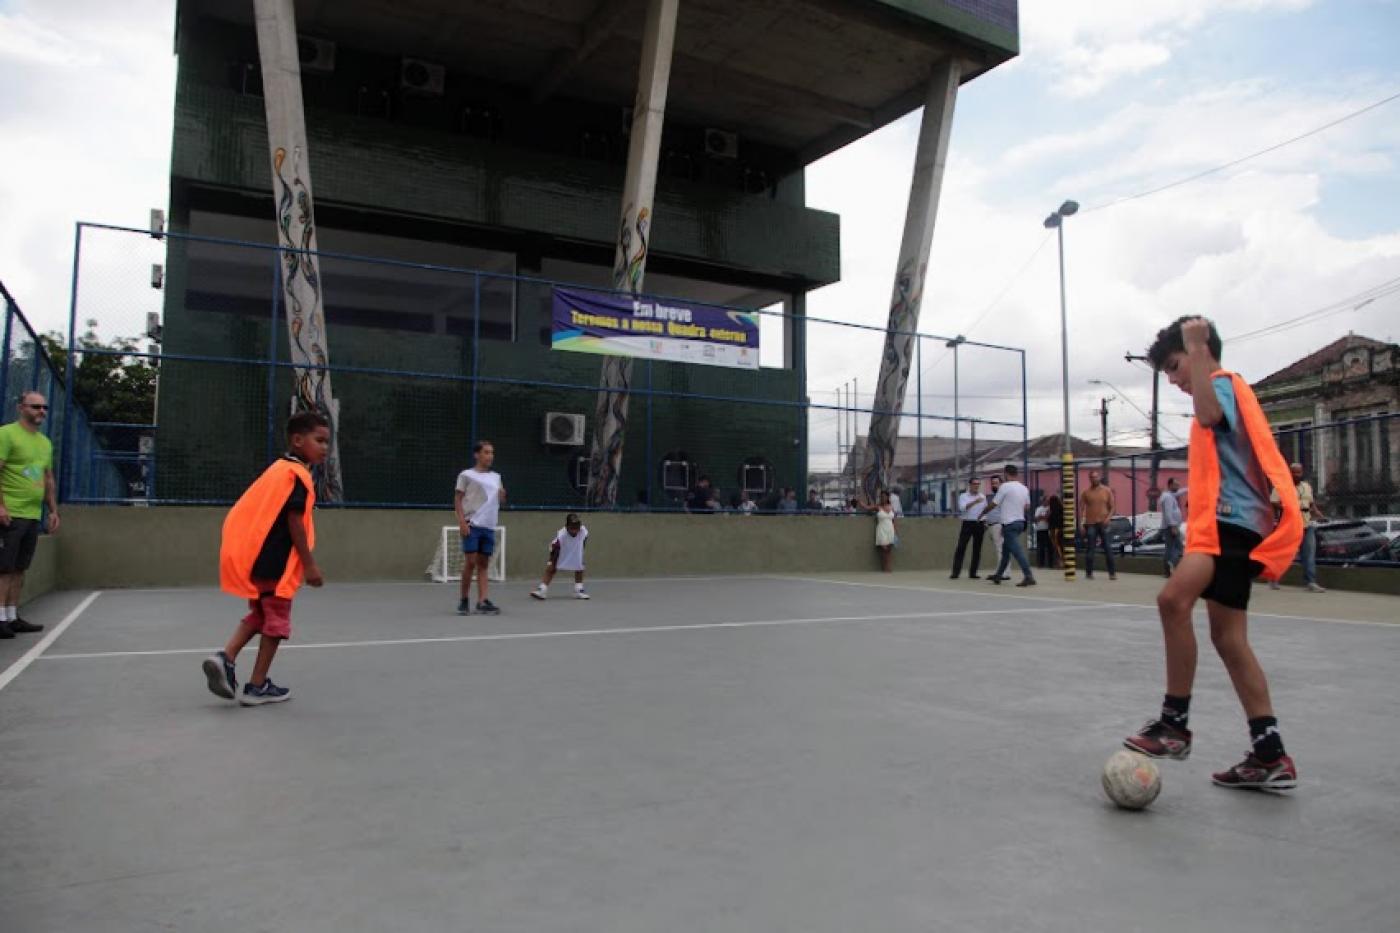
[2,0,1398,471]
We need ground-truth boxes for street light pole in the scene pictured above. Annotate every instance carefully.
[1045,200,1079,580]
[1125,352,1162,507]
[946,335,964,485]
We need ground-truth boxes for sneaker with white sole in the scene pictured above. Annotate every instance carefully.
[476,600,501,615]
[239,679,291,706]
[1124,718,1193,760]
[1306,582,1326,593]
[1212,752,1297,791]
[201,650,237,700]
[574,587,590,600]
[530,585,548,600]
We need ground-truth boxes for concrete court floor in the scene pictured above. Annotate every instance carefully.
[1,572,1397,933]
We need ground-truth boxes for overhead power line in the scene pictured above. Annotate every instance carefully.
[1080,89,1400,214]
[1224,273,1400,345]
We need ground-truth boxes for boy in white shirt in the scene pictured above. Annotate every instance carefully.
[531,514,590,600]
[454,440,506,616]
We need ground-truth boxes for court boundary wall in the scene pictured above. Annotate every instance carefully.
[18,507,1395,598]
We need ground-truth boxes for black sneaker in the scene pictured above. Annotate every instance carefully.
[476,600,501,616]
[1016,578,1037,587]
[987,575,1006,584]
[1124,719,1193,760]
[201,650,237,700]
[9,618,43,634]
[239,679,291,706]
[0,625,13,640]
[456,598,472,616]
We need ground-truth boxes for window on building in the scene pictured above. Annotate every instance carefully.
[185,210,516,341]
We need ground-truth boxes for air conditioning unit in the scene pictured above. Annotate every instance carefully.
[704,127,738,159]
[297,36,336,74]
[150,264,164,290]
[145,311,162,343]
[543,412,586,446]
[401,58,446,97]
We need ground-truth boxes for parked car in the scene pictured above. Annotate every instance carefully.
[1124,525,1167,556]
[1128,511,1162,543]
[1359,536,1400,565]
[1362,515,1400,543]
[1107,515,1134,554]
[1314,520,1390,562]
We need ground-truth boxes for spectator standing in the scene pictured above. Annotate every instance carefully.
[889,487,905,518]
[982,475,1004,565]
[805,488,824,512]
[1079,469,1118,580]
[1269,462,1325,593]
[737,490,757,515]
[0,391,58,638]
[872,491,898,573]
[1160,477,1186,575]
[779,489,799,513]
[949,478,986,579]
[916,490,931,515]
[1047,494,1065,568]
[1033,497,1052,568]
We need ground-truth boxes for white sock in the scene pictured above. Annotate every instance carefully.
[574,582,585,591]
[3,606,15,622]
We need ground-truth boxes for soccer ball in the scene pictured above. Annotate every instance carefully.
[1102,750,1162,810]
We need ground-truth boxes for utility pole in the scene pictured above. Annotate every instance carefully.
[1125,352,1161,507]
[1095,396,1114,458]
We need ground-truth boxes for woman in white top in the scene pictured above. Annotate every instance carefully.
[1033,500,1052,568]
[873,491,898,573]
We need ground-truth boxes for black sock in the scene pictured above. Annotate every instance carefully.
[1161,694,1191,730]
[1249,716,1285,762]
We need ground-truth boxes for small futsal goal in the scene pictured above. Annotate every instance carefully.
[427,525,506,583]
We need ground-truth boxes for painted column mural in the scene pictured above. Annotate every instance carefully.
[253,0,344,501]
[587,0,679,508]
[858,59,962,503]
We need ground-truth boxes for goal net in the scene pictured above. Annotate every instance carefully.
[427,525,507,583]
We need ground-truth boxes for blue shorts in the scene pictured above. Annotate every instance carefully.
[461,525,496,556]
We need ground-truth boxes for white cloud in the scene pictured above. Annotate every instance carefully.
[0,2,176,336]
[1019,0,1314,98]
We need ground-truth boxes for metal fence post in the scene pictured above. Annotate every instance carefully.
[0,294,13,405]
[266,252,281,464]
[59,224,82,504]
[471,274,481,446]
[915,335,923,513]
[645,358,654,513]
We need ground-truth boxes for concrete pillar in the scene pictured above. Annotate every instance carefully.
[857,58,961,502]
[586,0,680,507]
[253,0,345,501]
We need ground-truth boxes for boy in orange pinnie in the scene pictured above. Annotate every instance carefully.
[1124,317,1303,789]
[202,412,329,706]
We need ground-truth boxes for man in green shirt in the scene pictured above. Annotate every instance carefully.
[0,391,60,638]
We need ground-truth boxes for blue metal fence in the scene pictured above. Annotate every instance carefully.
[0,280,125,505]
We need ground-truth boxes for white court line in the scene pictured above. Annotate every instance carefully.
[0,591,103,693]
[37,602,1123,662]
[776,575,1400,628]
[101,574,764,595]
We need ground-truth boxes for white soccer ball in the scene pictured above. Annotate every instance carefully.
[1102,750,1162,810]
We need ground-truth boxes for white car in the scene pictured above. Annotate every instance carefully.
[1363,515,1400,543]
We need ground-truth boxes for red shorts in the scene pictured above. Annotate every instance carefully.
[242,589,293,640]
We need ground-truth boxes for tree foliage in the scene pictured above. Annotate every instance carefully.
[39,320,156,426]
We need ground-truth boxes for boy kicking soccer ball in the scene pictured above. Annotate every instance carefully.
[1124,316,1303,790]
[202,412,328,706]
[530,514,589,600]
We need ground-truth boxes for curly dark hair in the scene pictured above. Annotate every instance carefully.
[1147,316,1222,369]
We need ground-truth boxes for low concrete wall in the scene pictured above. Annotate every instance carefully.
[20,534,58,604]
[1103,554,1400,597]
[55,506,963,589]
[49,507,1400,596]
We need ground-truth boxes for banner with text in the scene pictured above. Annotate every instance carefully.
[552,288,760,370]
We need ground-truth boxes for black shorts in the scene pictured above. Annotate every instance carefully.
[0,518,41,574]
[1201,521,1263,611]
